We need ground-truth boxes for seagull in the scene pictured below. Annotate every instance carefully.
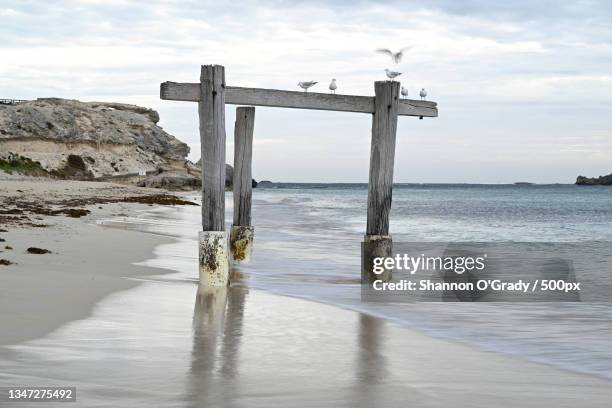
[384,68,402,81]
[401,86,409,98]
[298,81,318,92]
[419,88,427,100]
[329,78,338,94]
[376,47,411,64]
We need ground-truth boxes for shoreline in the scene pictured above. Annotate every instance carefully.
[1,180,612,406]
[0,179,183,345]
[0,206,177,346]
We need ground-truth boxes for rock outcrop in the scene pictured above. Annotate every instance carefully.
[0,98,189,178]
[136,172,201,191]
[256,180,275,188]
[576,174,612,185]
[194,160,257,188]
[195,159,234,187]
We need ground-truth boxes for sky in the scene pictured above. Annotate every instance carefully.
[1,0,611,183]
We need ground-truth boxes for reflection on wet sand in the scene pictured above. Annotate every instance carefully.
[187,273,396,407]
[189,280,248,406]
[351,314,389,407]
[2,276,611,407]
[356,314,388,383]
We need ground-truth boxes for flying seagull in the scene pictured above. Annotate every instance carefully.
[401,86,409,99]
[329,78,338,94]
[298,81,318,92]
[419,88,427,100]
[384,68,402,81]
[376,47,411,64]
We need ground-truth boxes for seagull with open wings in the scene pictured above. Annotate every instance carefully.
[376,47,411,64]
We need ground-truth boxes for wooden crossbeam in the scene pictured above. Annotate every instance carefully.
[160,82,437,118]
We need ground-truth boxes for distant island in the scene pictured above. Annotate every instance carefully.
[257,180,275,188]
[576,174,612,185]
[513,182,534,185]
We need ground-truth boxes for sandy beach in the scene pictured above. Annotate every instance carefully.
[1,179,612,407]
[0,179,185,345]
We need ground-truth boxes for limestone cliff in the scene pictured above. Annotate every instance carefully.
[0,98,189,178]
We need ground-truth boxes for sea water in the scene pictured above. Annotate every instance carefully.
[111,184,612,379]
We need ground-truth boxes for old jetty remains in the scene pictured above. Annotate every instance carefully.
[160,64,438,286]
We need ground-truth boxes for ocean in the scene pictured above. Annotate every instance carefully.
[109,183,612,379]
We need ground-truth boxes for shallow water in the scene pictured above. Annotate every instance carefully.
[102,184,612,380]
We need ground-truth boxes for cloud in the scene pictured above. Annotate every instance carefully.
[1,0,611,182]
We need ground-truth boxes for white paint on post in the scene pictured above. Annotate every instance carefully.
[198,231,229,287]
[361,234,393,284]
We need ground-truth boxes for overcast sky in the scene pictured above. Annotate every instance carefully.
[1,0,611,183]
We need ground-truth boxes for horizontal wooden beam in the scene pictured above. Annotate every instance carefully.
[160,82,437,117]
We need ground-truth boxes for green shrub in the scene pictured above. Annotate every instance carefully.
[0,154,48,176]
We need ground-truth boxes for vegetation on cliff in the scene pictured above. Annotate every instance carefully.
[0,154,48,176]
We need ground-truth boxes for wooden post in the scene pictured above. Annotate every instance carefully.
[362,81,399,284]
[198,65,229,286]
[233,107,255,226]
[367,81,399,236]
[230,106,255,262]
[200,65,226,231]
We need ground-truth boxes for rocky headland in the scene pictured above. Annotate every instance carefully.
[0,98,255,190]
[576,174,612,185]
[0,98,188,178]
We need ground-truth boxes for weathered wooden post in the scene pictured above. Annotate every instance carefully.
[198,64,229,286]
[362,81,399,284]
[230,106,255,261]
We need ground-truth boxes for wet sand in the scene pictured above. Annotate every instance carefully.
[0,215,174,346]
[1,180,612,407]
[2,278,612,407]
[0,179,179,345]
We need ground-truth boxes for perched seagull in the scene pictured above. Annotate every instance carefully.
[384,68,402,81]
[401,86,409,99]
[329,78,338,94]
[298,81,318,92]
[376,47,411,64]
[419,88,428,100]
